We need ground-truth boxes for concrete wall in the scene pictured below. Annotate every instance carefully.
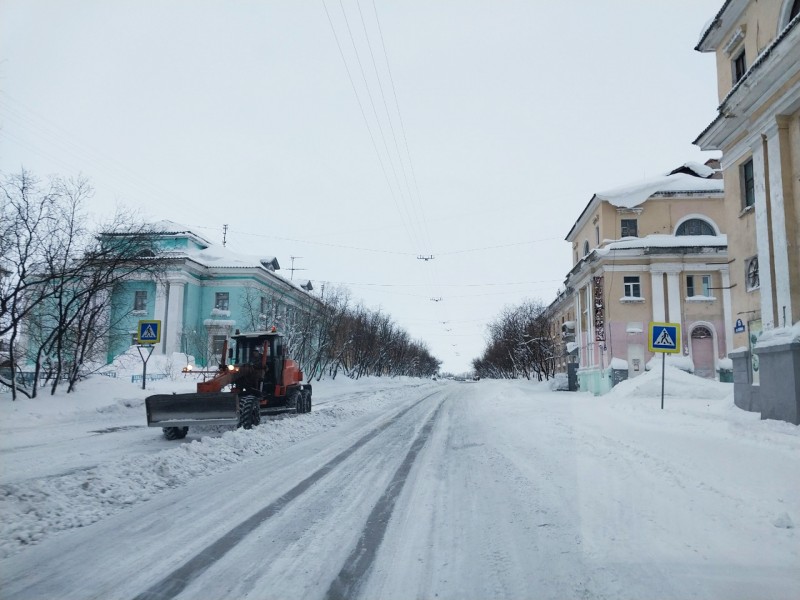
[755,342,800,425]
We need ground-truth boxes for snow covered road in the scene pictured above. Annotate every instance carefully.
[1,373,799,599]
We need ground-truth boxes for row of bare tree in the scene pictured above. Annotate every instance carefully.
[472,299,556,380]
[239,286,440,380]
[0,170,168,399]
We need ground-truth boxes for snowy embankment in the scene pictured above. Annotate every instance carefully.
[0,371,436,559]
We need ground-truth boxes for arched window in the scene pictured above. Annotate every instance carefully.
[583,240,590,257]
[136,248,156,258]
[676,218,715,236]
[691,326,712,339]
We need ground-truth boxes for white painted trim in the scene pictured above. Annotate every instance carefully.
[752,141,775,329]
[766,123,794,326]
[651,271,665,322]
[721,268,734,355]
[666,272,682,323]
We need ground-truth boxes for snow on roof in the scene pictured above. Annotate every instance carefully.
[189,245,278,271]
[566,161,723,241]
[595,169,723,210]
[146,220,194,234]
[595,234,727,255]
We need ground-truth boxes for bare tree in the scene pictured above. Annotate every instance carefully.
[1,169,169,397]
[474,299,555,380]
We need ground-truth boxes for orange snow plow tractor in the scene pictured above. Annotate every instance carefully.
[145,329,312,440]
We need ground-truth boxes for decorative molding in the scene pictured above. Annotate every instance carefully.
[723,25,746,56]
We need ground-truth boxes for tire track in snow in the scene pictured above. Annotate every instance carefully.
[132,390,440,600]
[325,399,445,600]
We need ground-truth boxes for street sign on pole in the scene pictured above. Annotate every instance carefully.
[137,320,161,344]
[648,322,680,353]
[648,321,681,409]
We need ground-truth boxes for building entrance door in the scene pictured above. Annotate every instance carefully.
[691,326,714,379]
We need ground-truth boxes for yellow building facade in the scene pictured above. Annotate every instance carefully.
[552,163,729,395]
[694,0,799,422]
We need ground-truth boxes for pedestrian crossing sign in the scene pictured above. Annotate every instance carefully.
[137,320,161,344]
[648,322,680,353]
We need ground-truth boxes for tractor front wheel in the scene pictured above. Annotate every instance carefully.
[163,426,188,440]
[237,396,260,429]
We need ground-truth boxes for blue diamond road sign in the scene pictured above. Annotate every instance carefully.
[137,320,161,344]
[648,322,680,354]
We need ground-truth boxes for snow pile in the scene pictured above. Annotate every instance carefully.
[0,375,432,558]
[608,364,729,402]
[646,353,694,373]
[755,321,800,349]
[548,372,569,391]
[609,357,628,370]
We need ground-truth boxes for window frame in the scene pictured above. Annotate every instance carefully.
[686,274,712,298]
[741,159,755,209]
[676,219,715,236]
[133,290,147,312]
[623,276,642,299]
[620,218,638,238]
[732,49,747,83]
[745,256,760,291]
[215,292,230,311]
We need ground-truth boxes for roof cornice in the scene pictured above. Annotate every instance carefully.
[695,15,800,149]
[695,0,747,52]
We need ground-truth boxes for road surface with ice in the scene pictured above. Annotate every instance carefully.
[1,372,798,599]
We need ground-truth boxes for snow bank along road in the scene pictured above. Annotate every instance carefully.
[1,376,799,599]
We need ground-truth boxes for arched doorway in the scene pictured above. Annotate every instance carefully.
[691,326,715,379]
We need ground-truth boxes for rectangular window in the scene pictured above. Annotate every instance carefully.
[623,276,641,298]
[741,159,755,209]
[260,296,268,315]
[215,292,229,311]
[733,50,747,83]
[212,335,227,364]
[687,275,712,297]
[620,219,638,238]
[134,291,147,311]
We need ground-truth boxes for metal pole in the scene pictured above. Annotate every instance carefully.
[661,352,665,410]
[137,345,154,390]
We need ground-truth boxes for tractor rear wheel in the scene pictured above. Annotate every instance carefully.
[291,389,303,413]
[163,426,188,440]
[237,395,260,429]
[304,390,312,413]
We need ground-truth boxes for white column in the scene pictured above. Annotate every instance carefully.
[766,119,794,327]
[666,272,681,324]
[651,271,665,322]
[721,268,733,355]
[574,292,583,368]
[153,282,168,355]
[752,139,775,329]
[165,280,185,355]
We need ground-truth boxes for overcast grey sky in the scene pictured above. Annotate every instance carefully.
[1,0,723,373]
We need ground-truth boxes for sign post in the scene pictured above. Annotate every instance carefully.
[136,320,161,390]
[648,322,681,410]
